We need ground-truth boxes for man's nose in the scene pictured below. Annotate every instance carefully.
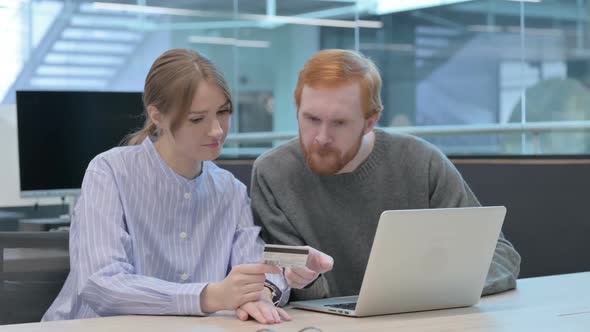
[314,124,332,146]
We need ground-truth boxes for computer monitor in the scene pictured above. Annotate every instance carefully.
[16,90,144,198]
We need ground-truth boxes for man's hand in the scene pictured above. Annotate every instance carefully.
[285,247,333,289]
[201,263,281,313]
[235,289,291,324]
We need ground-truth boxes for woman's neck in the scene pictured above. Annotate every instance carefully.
[154,138,202,179]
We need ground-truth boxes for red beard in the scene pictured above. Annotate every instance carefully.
[301,134,362,175]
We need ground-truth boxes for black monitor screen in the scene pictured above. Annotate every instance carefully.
[16,90,144,195]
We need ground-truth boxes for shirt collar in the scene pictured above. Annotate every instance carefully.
[142,137,205,192]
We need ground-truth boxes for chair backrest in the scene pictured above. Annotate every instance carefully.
[0,232,69,325]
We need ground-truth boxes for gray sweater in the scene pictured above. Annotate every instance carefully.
[251,129,521,301]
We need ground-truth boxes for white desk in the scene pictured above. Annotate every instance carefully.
[1,272,589,331]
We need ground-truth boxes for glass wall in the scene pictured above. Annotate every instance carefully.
[2,0,589,156]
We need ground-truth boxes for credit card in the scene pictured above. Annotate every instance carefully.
[262,244,309,269]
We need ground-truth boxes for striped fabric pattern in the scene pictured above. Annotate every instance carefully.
[43,137,288,321]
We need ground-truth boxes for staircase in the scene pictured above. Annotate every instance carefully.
[3,2,147,103]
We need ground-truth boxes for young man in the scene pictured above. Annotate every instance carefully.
[251,49,521,301]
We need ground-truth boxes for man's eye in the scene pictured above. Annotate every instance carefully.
[190,118,204,123]
[218,109,230,115]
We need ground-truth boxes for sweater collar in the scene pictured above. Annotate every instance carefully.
[306,129,388,185]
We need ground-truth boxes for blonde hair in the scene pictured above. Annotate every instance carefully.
[124,48,233,145]
[294,49,383,118]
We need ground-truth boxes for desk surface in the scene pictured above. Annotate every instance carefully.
[1,272,589,332]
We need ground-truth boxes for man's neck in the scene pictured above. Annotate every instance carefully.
[337,130,375,174]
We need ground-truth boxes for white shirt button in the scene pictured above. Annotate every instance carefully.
[179,232,187,239]
[180,273,189,281]
[184,193,191,199]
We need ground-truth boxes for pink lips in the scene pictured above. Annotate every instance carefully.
[203,142,220,148]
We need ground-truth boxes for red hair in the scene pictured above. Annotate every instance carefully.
[294,49,383,118]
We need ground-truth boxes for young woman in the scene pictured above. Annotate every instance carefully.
[42,48,326,324]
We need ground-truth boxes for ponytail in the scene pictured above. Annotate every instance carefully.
[122,117,157,146]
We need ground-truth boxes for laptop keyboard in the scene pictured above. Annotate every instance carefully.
[324,302,357,311]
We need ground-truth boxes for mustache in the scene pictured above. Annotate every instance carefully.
[309,143,339,156]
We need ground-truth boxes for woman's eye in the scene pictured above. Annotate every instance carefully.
[190,118,204,123]
[217,109,230,115]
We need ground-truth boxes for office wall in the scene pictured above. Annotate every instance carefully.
[0,104,60,207]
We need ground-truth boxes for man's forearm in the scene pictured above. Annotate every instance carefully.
[290,274,330,301]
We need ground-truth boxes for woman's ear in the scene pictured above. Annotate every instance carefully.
[147,105,162,127]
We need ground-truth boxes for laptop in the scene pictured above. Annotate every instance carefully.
[290,206,506,317]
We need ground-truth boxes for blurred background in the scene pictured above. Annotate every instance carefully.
[1,0,590,207]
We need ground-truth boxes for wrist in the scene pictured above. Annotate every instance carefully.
[201,282,224,313]
[304,273,323,289]
[264,280,282,307]
[262,287,273,301]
